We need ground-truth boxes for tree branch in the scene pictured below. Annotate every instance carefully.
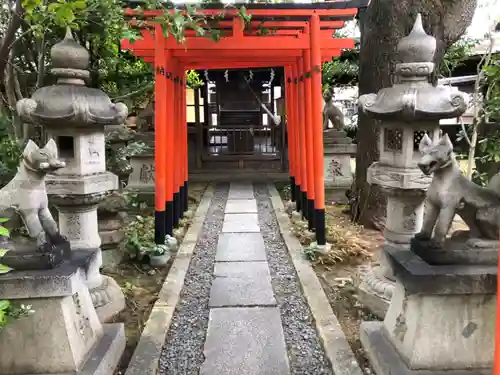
[0,0,24,84]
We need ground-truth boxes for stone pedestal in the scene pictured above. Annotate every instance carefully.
[105,124,134,189]
[359,162,429,318]
[323,130,356,204]
[0,250,125,375]
[127,151,155,207]
[357,263,393,319]
[360,245,495,375]
[47,175,125,321]
[98,191,128,267]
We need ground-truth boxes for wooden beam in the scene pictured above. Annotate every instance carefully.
[129,20,345,30]
[135,49,341,58]
[125,8,357,18]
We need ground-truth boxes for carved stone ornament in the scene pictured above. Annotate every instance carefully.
[358,14,467,121]
[16,27,128,129]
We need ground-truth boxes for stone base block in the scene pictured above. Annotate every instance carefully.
[365,246,497,374]
[357,279,390,319]
[91,275,126,323]
[0,253,125,375]
[71,323,125,375]
[361,322,490,375]
[101,248,124,268]
[325,185,350,204]
[124,187,155,208]
[100,229,125,268]
[100,229,125,249]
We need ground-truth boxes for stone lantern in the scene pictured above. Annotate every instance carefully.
[16,28,127,322]
[356,14,467,317]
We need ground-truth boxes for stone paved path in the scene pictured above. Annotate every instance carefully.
[201,182,290,375]
[158,182,334,375]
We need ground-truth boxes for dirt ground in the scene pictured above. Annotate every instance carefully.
[312,204,383,373]
[308,204,383,373]
[103,182,207,374]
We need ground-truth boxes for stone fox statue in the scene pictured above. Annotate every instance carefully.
[323,87,345,130]
[415,133,500,247]
[0,139,65,247]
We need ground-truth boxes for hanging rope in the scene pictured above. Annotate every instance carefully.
[244,76,281,126]
[224,69,229,82]
[269,68,275,86]
[243,69,254,82]
[204,69,209,82]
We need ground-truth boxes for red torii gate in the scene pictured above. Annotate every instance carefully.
[121,3,361,246]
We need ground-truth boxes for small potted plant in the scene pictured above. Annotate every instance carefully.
[149,244,170,267]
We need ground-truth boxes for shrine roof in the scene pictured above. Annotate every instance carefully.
[124,0,369,20]
[126,0,370,9]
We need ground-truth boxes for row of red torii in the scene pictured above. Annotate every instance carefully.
[121,4,360,245]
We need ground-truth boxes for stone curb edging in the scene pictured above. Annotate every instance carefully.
[267,183,364,375]
[124,185,215,375]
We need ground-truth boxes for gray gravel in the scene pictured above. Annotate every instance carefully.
[158,183,228,375]
[254,183,335,375]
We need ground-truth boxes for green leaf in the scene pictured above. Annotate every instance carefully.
[0,218,8,223]
[0,227,9,237]
[47,2,60,12]
[0,264,12,274]
[72,0,87,9]
[0,310,6,328]
[0,300,10,311]
[0,249,8,258]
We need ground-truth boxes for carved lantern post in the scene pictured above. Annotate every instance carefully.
[356,14,467,318]
[17,29,127,322]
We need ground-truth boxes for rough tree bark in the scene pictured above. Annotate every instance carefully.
[0,0,24,85]
[352,0,477,229]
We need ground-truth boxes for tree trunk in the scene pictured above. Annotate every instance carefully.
[352,0,477,229]
[0,0,24,85]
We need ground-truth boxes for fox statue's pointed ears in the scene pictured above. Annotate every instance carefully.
[419,133,453,153]
[22,139,59,159]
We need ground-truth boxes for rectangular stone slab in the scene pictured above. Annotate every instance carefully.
[225,199,258,214]
[215,233,267,262]
[209,262,275,307]
[228,183,255,200]
[222,213,260,233]
[200,307,290,375]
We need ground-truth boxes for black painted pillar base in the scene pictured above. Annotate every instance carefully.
[183,181,189,212]
[296,185,302,212]
[180,184,186,215]
[165,201,174,236]
[155,210,166,244]
[307,199,315,231]
[301,192,308,220]
[290,177,296,202]
[315,208,326,245]
[173,191,180,227]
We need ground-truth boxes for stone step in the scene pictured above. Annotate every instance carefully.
[209,261,276,307]
[228,182,255,200]
[222,213,260,233]
[225,199,258,214]
[200,307,290,375]
[215,233,267,262]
